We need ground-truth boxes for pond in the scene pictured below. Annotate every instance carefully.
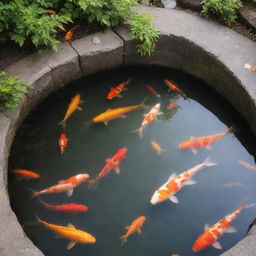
[8,66,256,256]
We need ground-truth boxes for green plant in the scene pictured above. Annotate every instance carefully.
[0,71,29,112]
[201,0,243,25]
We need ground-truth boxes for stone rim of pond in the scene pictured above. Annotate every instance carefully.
[1,5,256,256]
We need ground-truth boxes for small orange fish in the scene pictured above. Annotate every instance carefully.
[168,99,179,110]
[59,133,68,154]
[164,79,188,99]
[224,183,244,188]
[11,169,40,180]
[238,160,256,171]
[120,216,146,244]
[178,126,234,154]
[171,254,181,256]
[107,79,130,100]
[151,140,165,155]
[252,67,256,72]
[146,85,160,97]
[64,25,79,41]
[43,9,56,14]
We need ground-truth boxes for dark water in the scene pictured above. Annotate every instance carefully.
[8,66,256,256]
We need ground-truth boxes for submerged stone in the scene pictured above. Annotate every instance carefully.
[239,3,256,31]
[177,0,201,11]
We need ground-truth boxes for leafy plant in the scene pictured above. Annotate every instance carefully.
[201,0,243,25]
[0,71,29,112]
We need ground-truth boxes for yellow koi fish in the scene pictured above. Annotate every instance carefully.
[37,217,96,249]
[58,94,82,127]
[151,140,165,155]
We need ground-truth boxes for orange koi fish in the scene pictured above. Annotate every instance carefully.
[192,203,249,252]
[168,99,179,110]
[238,160,256,171]
[59,133,67,154]
[92,101,145,125]
[90,147,127,185]
[58,94,82,127]
[171,254,181,256]
[135,103,162,138]
[36,217,95,249]
[32,173,89,198]
[120,216,146,244]
[107,79,130,100]
[11,169,40,180]
[64,25,79,41]
[150,157,217,205]
[224,183,244,188]
[151,140,165,155]
[178,126,234,154]
[164,79,188,99]
[146,85,160,97]
[43,9,56,14]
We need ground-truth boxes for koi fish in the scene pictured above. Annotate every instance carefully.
[32,173,89,198]
[40,201,88,214]
[64,25,79,41]
[120,216,146,244]
[238,160,256,171]
[146,85,160,97]
[59,133,67,154]
[150,157,217,205]
[151,140,165,155]
[192,203,249,252]
[107,79,130,100]
[89,147,127,185]
[11,169,40,180]
[178,126,234,154]
[168,99,179,110]
[92,100,146,125]
[58,94,82,127]
[43,9,56,14]
[171,254,181,256]
[135,103,162,138]
[164,79,188,99]
[224,183,244,188]
[36,217,95,249]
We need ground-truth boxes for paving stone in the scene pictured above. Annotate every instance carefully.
[239,3,256,31]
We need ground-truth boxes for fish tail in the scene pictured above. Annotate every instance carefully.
[131,128,143,139]
[35,215,42,224]
[139,97,148,108]
[120,236,127,245]
[202,156,218,168]
[244,203,256,209]
[226,125,235,135]
[58,120,66,128]
[84,120,91,128]
[88,179,99,189]
[27,188,40,198]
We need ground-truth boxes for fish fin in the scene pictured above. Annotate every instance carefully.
[186,179,197,185]
[158,112,164,115]
[125,226,130,230]
[55,235,60,239]
[66,189,73,197]
[117,95,122,98]
[191,148,198,154]
[123,88,128,91]
[115,167,120,175]
[105,158,111,162]
[104,122,108,126]
[190,136,194,139]
[225,227,237,233]
[119,115,126,118]
[143,114,147,117]
[67,242,76,250]
[106,108,112,112]
[168,173,177,181]
[58,180,64,184]
[206,145,212,150]
[137,228,142,235]
[204,224,210,231]
[212,241,222,250]
[80,100,85,104]
[202,156,218,167]
[121,237,127,245]
[67,223,76,229]
[169,195,179,203]
[77,106,82,111]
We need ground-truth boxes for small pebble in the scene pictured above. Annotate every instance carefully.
[161,0,177,9]
[92,36,101,45]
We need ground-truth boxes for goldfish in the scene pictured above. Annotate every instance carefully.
[224,183,244,188]
[146,85,160,97]
[192,203,249,252]
[151,140,165,155]
[32,173,89,198]
[36,217,95,249]
[150,157,217,205]
[107,79,130,100]
[120,216,146,244]
[90,147,127,185]
[59,133,68,154]
[11,169,40,180]
[238,160,256,171]
[92,100,146,125]
[178,126,234,154]
[168,99,179,110]
[64,25,79,41]
[164,79,188,99]
[58,94,82,127]
[40,201,88,214]
[43,9,56,14]
[135,103,162,138]
[171,254,181,256]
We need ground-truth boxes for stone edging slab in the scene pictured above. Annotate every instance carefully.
[0,5,255,256]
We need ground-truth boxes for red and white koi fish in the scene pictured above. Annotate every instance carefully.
[64,25,79,41]
[238,160,256,171]
[32,173,89,198]
[164,79,188,99]
[192,203,250,252]
[89,147,127,185]
[178,126,234,154]
[146,85,160,97]
[150,157,217,205]
[168,99,179,110]
[40,201,88,214]
[135,103,162,139]
[120,216,146,244]
[107,79,130,100]
[59,133,68,154]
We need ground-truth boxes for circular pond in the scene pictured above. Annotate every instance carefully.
[8,66,256,256]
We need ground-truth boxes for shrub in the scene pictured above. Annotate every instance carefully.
[201,0,243,25]
[0,71,29,112]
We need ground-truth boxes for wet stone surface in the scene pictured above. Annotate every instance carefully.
[239,3,256,31]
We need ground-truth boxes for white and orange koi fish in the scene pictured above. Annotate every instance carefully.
[150,157,217,205]
[192,203,251,252]
[135,103,162,139]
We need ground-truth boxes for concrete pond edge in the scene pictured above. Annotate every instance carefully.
[0,5,256,256]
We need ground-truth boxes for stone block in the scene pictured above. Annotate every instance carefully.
[239,3,256,31]
[177,0,201,12]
